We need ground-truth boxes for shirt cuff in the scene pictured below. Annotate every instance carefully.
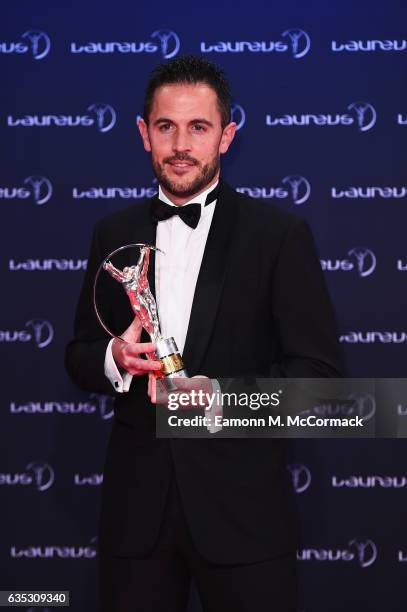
[104,338,133,393]
[205,379,223,433]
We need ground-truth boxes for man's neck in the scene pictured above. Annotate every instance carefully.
[160,174,220,206]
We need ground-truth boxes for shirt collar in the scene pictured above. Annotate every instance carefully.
[158,180,219,208]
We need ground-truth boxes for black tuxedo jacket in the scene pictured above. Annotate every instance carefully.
[65,180,342,564]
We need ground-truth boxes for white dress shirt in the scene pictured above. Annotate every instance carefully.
[104,180,219,392]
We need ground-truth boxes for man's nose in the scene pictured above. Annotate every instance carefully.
[172,129,191,152]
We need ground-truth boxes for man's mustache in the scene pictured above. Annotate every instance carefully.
[163,154,199,165]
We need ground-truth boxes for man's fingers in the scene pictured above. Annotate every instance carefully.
[125,342,157,356]
[169,377,212,394]
[126,358,162,374]
[151,375,157,404]
[147,373,157,403]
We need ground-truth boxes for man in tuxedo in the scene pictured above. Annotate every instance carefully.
[66,55,342,612]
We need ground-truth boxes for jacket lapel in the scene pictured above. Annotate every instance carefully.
[182,180,239,375]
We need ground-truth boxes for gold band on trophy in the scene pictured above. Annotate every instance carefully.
[159,353,185,376]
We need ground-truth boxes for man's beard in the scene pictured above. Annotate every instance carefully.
[152,153,220,200]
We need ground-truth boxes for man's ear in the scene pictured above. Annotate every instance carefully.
[138,118,151,152]
[219,122,237,155]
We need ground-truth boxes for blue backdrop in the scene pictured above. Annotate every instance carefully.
[1,1,406,611]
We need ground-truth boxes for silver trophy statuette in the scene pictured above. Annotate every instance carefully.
[94,243,188,382]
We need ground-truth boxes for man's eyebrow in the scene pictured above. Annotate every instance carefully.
[153,117,214,127]
[153,117,174,125]
[190,118,214,127]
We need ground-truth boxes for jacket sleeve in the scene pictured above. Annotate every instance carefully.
[269,217,343,378]
[65,222,116,395]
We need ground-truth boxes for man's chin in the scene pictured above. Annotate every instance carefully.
[160,176,207,199]
[153,159,220,199]
[166,178,196,195]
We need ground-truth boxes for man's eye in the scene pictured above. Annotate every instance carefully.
[159,123,172,132]
[192,124,205,132]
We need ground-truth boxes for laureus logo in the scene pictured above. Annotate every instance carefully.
[26,462,55,491]
[348,248,376,277]
[200,28,310,58]
[0,462,55,490]
[0,320,54,347]
[266,101,377,131]
[349,538,377,568]
[348,393,376,422]
[87,104,116,133]
[321,248,376,277]
[348,102,377,132]
[282,29,311,58]
[10,536,97,559]
[231,104,246,130]
[282,175,311,205]
[17,30,51,59]
[89,393,115,420]
[150,30,180,58]
[25,319,54,348]
[24,175,53,205]
[287,463,311,493]
[236,175,311,205]
[298,538,378,567]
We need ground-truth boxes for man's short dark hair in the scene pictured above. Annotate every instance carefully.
[143,55,232,128]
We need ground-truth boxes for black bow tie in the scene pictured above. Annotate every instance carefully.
[151,184,219,229]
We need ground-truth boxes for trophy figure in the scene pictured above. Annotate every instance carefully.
[97,243,188,382]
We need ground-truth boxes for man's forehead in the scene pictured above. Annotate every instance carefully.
[150,83,218,115]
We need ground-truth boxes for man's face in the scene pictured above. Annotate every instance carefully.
[138,83,236,203]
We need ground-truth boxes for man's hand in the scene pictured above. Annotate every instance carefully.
[112,317,162,376]
[148,373,213,406]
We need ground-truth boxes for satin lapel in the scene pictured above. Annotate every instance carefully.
[182,181,239,375]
